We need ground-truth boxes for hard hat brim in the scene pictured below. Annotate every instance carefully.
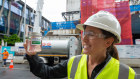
[76,24,84,31]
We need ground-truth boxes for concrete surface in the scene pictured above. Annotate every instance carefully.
[120,58,140,67]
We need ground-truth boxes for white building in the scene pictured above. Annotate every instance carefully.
[62,0,80,21]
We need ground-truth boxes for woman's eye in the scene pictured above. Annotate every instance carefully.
[89,33,95,36]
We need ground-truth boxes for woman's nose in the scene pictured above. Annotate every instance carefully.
[82,34,89,42]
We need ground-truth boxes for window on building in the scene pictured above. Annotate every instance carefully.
[10,12,20,35]
[30,12,35,26]
[4,0,8,9]
[0,0,2,6]
[0,15,4,26]
[3,8,8,16]
[26,8,29,19]
[11,2,22,16]
[25,8,30,25]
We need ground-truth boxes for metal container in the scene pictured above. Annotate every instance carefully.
[39,36,82,57]
[42,40,69,55]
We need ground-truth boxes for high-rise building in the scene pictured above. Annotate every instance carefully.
[0,0,51,40]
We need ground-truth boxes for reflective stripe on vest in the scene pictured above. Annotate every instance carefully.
[68,55,136,79]
[70,55,82,78]
[118,63,129,79]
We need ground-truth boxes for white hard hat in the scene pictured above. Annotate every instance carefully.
[4,48,7,50]
[77,10,121,43]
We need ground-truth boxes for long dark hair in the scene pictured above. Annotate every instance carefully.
[101,29,119,60]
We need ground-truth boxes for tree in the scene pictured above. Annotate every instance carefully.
[1,34,22,46]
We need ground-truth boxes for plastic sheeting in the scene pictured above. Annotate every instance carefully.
[81,0,133,45]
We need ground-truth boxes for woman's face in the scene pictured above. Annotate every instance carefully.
[82,26,109,56]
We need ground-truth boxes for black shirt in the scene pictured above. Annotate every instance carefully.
[89,54,111,79]
[26,54,111,79]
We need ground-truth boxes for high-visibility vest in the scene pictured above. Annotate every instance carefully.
[68,54,136,79]
[2,51,9,59]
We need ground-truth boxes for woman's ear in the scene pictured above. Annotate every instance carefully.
[105,37,114,48]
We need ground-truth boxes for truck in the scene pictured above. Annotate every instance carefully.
[37,29,82,65]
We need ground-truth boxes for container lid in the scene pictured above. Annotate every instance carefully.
[30,32,42,36]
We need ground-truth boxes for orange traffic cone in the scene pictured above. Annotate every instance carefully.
[9,60,14,69]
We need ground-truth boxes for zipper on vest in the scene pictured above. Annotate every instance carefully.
[94,57,112,79]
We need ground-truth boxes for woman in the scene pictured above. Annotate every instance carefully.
[24,11,136,79]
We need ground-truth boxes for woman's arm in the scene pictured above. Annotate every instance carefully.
[26,54,67,79]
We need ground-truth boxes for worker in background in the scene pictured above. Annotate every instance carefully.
[0,48,9,67]
[24,11,136,79]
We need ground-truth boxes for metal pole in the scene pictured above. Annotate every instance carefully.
[23,0,26,43]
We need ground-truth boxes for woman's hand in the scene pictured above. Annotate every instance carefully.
[24,40,37,56]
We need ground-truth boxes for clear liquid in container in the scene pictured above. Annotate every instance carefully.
[27,32,42,52]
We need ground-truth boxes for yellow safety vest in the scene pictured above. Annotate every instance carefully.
[68,54,136,79]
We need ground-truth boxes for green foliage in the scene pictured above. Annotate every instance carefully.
[1,34,22,46]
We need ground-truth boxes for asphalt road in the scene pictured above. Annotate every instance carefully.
[0,63,139,79]
[0,63,67,79]
[0,63,39,79]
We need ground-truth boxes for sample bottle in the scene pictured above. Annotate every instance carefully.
[27,32,42,52]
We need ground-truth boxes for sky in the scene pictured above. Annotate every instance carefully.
[22,0,66,22]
